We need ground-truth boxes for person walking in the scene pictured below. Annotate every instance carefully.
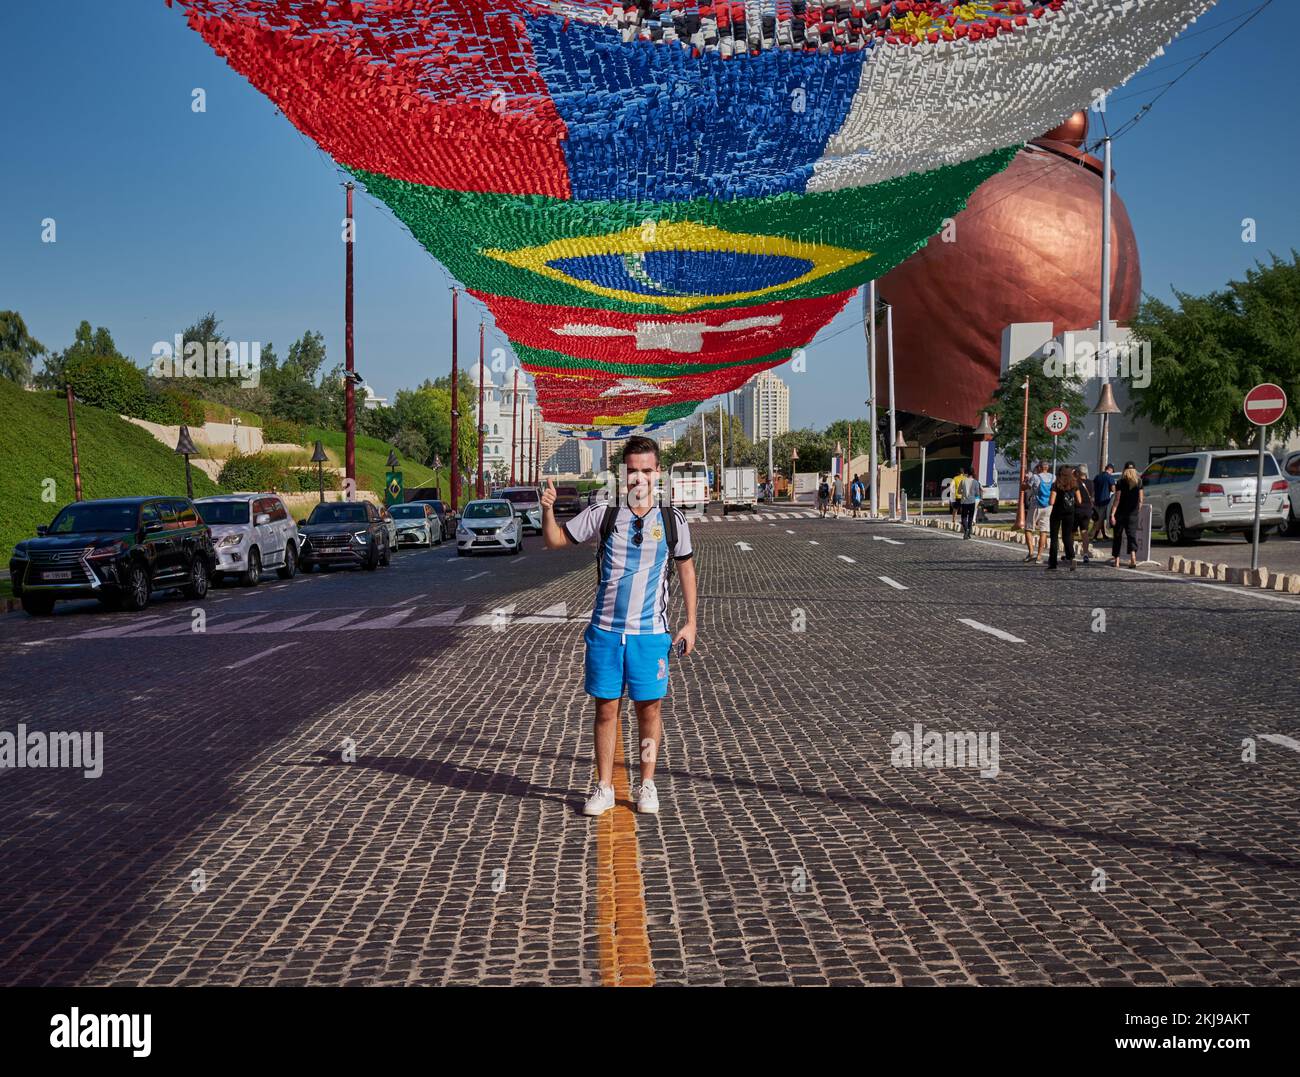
[1073,464,1094,563]
[959,466,982,539]
[950,466,967,525]
[541,436,697,817]
[817,473,830,517]
[1091,463,1116,543]
[1023,461,1053,563]
[850,473,864,518]
[1046,465,1082,571]
[1109,461,1145,568]
[831,473,844,518]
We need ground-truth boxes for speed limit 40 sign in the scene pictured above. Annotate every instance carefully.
[1044,407,1070,436]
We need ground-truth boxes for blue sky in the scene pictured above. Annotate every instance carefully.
[2,0,1295,434]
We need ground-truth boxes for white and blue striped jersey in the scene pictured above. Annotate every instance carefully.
[564,504,693,635]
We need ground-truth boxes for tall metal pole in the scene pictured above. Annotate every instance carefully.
[535,418,542,485]
[865,284,878,517]
[717,399,725,500]
[476,321,485,498]
[1251,424,1267,571]
[919,446,927,521]
[885,302,897,470]
[449,287,460,511]
[700,411,709,500]
[510,368,519,485]
[344,182,356,485]
[65,383,83,501]
[1016,377,1030,532]
[1098,135,1113,473]
[767,430,774,503]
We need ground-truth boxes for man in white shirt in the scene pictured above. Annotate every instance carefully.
[542,436,698,817]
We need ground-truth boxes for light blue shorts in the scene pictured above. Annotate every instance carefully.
[583,624,673,702]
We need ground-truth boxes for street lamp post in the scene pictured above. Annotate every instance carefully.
[174,425,198,501]
[892,430,907,520]
[1016,377,1031,532]
[65,383,83,502]
[476,321,486,498]
[344,181,356,485]
[311,440,328,503]
[449,286,460,512]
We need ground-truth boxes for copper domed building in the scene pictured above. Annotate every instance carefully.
[877,111,1141,429]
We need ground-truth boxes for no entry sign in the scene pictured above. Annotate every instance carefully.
[1243,383,1287,426]
[1043,407,1070,436]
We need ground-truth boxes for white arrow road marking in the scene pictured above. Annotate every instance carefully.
[872,536,904,545]
[735,542,753,551]
[225,642,297,670]
[838,555,856,563]
[516,602,569,623]
[1259,733,1300,753]
[459,603,517,627]
[878,576,908,590]
[407,605,466,627]
[958,618,1025,644]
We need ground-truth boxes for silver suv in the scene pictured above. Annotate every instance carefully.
[195,492,300,585]
[1141,451,1289,544]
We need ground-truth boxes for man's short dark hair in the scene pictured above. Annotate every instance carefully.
[621,435,659,465]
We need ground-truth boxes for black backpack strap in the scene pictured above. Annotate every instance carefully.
[596,503,620,585]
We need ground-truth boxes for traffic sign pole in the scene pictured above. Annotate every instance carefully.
[1243,383,1289,571]
[1252,424,1267,571]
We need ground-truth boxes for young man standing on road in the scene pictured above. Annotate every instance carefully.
[1023,461,1053,562]
[541,436,697,818]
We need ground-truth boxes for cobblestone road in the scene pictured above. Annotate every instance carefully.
[1,511,1297,986]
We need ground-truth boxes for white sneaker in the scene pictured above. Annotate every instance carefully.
[636,780,660,815]
[583,784,615,817]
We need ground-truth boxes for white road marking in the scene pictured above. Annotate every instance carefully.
[458,603,517,627]
[68,616,168,639]
[872,536,904,546]
[809,540,820,546]
[355,608,417,630]
[464,571,489,581]
[878,576,908,590]
[838,555,856,563]
[735,542,753,551]
[1259,733,1300,753]
[516,602,569,623]
[224,642,297,670]
[958,618,1025,644]
[785,529,795,534]
[291,610,368,632]
[408,605,466,627]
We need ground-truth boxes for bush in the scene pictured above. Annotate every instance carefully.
[217,452,288,492]
[65,352,151,416]
[288,467,342,493]
[264,418,305,445]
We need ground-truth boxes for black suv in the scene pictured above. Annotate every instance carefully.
[298,501,391,571]
[9,496,218,615]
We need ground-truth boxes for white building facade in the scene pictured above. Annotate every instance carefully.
[469,364,536,484]
[737,370,790,441]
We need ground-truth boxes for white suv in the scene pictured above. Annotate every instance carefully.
[195,492,300,585]
[1141,451,1290,545]
[1280,450,1300,536]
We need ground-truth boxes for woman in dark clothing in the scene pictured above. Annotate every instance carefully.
[1110,462,1145,568]
[1047,466,1082,571]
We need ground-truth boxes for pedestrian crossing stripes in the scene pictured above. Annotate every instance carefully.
[691,511,819,523]
[63,602,590,639]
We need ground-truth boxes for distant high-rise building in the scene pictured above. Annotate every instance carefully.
[737,370,790,441]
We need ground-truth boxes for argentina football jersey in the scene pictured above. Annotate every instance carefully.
[564,504,693,635]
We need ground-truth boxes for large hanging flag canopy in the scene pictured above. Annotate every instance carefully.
[175,0,1214,428]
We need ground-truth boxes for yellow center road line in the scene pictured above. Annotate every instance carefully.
[595,727,654,987]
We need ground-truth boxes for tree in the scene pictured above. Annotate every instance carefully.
[0,311,45,384]
[984,361,1086,468]
[285,330,328,384]
[1129,251,1300,445]
[394,427,430,465]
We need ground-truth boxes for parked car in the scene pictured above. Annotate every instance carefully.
[9,496,216,615]
[297,501,391,571]
[1141,450,1290,544]
[1280,450,1300,536]
[498,486,543,533]
[195,492,299,586]
[379,507,398,551]
[456,499,523,556]
[553,484,582,516]
[408,499,456,541]
[389,502,440,547]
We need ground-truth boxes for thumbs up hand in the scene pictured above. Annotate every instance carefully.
[541,477,557,513]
